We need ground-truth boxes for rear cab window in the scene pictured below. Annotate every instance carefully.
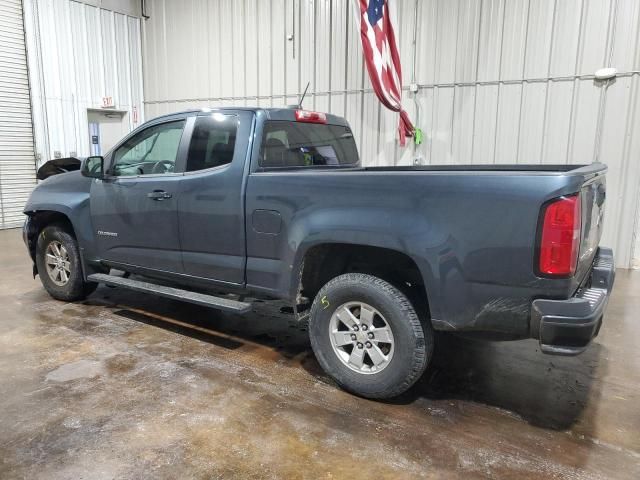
[259,121,358,169]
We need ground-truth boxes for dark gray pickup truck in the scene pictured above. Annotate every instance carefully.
[23,107,614,399]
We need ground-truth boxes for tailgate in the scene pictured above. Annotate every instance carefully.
[575,170,606,287]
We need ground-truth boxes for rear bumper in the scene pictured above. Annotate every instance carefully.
[531,247,615,356]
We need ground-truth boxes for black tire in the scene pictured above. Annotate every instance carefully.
[308,273,433,399]
[35,224,97,302]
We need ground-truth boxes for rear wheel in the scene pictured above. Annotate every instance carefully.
[35,225,97,301]
[309,273,433,399]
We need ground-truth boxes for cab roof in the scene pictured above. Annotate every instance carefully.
[147,107,350,127]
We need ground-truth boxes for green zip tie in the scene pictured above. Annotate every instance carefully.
[414,128,423,146]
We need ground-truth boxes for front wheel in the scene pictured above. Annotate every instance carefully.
[309,273,433,399]
[35,225,97,302]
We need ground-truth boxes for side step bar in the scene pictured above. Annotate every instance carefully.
[87,273,252,313]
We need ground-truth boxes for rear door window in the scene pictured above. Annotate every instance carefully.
[186,114,238,172]
[259,121,358,168]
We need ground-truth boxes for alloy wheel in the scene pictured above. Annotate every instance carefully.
[329,301,395,374]
[45,240,71,286]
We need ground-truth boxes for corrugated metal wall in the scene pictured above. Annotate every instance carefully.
[23,0,144,163]
[142,0,640,268]
[0,0,37,228]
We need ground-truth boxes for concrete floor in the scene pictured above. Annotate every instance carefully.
[0,229,639,479]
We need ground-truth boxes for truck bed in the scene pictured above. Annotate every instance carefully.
[246,161,607,337]
[360,164,595,174]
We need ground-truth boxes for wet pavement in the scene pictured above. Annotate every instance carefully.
[0,228,639,479]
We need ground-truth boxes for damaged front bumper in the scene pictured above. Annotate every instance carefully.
[531,247,615,356]
[23,216,38,277]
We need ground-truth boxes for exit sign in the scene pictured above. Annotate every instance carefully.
[101,96,114,108]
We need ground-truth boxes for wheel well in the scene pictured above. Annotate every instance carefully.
[298,244,429,315]
[25,211,75,259]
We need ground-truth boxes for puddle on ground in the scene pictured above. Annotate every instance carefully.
[45,360,104,382]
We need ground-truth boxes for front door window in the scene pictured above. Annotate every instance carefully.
[112,120,185,176]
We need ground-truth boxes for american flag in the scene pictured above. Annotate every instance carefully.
[358,0,414,146]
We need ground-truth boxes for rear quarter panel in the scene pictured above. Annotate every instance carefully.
[245,169,587,337]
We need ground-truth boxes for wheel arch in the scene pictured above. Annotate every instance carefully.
[292,242,436,321]
[25,210,76,260]
[24,209,95,279]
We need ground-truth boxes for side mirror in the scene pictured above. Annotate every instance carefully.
[81,156,104,178]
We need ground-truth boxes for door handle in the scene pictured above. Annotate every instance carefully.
[147,190,172,200]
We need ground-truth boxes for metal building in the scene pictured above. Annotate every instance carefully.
[141,0,640,269]
[23,0,144,166]
[0,0,36,228]
[0,0,143,228]
[0,0,638,268]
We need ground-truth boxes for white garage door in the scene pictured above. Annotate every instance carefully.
[0,0,36,229]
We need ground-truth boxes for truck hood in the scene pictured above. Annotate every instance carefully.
[36,157,83,180]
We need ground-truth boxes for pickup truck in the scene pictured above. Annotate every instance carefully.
[23,107,615,399]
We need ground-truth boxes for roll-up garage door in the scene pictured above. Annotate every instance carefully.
[0,0,36,229]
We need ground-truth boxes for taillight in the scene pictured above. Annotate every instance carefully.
[538,195,582,276]
[295,110,327,124]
